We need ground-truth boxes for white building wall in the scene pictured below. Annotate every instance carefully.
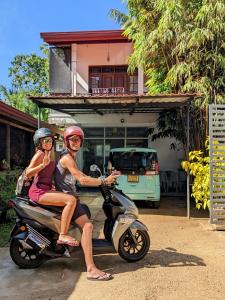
[150,137,184,171]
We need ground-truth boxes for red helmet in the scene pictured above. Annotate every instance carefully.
[63,126,84,146]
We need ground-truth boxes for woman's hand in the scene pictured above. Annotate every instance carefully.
[42,150,51,167]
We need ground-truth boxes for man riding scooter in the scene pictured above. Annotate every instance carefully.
[54,125,118,281]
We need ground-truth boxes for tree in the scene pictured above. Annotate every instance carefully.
[110,0,225,151]
[110,0,225,103]
[0,44,49,120]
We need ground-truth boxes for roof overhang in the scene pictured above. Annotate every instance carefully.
[29,94,195,116]
[0,101,62,134]
[40,29,130,46]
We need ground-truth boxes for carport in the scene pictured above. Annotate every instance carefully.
[29,93,196,218]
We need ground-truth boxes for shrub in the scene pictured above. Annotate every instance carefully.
[182,141,209,210]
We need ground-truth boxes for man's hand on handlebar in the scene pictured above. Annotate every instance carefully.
[105,172,120,185]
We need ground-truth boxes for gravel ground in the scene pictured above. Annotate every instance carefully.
[1,195,225,300]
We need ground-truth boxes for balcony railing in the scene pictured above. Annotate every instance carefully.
[91,87,125,95]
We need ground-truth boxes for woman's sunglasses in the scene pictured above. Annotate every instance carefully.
[42,137,53,144]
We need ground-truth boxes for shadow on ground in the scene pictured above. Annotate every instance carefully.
[137,196,209,218]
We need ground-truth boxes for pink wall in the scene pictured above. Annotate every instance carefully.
[73,43,133,93]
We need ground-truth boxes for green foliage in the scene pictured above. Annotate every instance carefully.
[0,170,21,246]
[0,44,49,121]
[0,170,21,208]
[110,0,225,104]
[9,44,49,95]
[182,148,210,210]
[152,105,208,155]
[0,222,14,247]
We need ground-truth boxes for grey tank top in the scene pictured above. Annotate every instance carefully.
[54,151,77,196]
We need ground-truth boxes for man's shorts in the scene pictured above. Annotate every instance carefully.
[72,200,89,221]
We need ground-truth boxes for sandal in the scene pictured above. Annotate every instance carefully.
[57,239,79,247]
[87,273,113,281]
[57,234,79,247]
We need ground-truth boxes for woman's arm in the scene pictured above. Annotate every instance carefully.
[26,151,46,178]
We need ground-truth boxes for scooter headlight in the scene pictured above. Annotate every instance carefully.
[118,214,135,225]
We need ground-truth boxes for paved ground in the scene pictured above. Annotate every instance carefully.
[1,193,225,300]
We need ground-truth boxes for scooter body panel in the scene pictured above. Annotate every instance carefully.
[110,190,139,218]
[15,198,61,233]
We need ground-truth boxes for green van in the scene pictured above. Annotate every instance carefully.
[107,147,160,207]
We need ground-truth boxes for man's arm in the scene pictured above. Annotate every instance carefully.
[61,154,117,186]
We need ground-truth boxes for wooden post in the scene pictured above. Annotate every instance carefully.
[6,124,10,169]
[187,103,190,218]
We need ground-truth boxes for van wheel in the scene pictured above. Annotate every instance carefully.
[153,201,160,208]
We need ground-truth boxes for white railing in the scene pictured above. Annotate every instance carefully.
[91,87,125,95]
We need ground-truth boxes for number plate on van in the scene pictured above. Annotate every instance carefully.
[128,175,139,182]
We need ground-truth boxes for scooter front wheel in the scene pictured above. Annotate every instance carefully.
[118,229,150,262]
[10,237,44,269]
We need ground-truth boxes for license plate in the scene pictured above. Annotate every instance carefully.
[128,175,139,182]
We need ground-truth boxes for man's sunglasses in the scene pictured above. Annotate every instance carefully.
[42,137,53,144]
[68,136,81,143]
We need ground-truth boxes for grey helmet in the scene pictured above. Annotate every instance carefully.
[33,128,54,147]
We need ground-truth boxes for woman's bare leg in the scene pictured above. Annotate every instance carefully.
[38,192,77,243]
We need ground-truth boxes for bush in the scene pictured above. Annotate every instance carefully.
[182,150,209,210]
[0,170,21,222]
[182,139,225,210]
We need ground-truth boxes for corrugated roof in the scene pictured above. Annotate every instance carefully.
[29,94,196,116]
[0,101,62,134]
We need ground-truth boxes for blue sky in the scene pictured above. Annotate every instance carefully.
[0,0,126,88]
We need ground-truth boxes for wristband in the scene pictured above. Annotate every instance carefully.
[100,177,107,186]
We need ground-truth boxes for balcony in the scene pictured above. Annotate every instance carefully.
[91,87,125,96]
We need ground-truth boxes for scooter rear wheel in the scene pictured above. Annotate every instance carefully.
[118,229,150,262]
[10,238,44,269]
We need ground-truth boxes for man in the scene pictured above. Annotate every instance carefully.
[54,125,118,281]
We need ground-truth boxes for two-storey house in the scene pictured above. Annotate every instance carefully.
[31,29,193,195]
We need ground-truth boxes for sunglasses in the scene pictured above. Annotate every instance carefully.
[42,137,53,144]
[68,136,81,143]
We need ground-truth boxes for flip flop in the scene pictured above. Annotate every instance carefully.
[57,239,80,247]
[87,273,113,281]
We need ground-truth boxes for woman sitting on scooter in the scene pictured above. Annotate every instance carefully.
[26,127,78,247]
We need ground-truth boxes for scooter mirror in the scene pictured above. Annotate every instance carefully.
[90,164,102,176]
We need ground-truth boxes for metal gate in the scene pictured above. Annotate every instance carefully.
[209,104,225,225]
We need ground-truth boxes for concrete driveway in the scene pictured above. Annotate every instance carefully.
[1,194,225,300]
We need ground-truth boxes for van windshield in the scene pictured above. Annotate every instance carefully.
[109,150,158,173]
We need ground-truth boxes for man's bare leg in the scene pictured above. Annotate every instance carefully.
[75,214,111,278]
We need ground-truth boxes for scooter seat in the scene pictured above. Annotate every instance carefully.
[16,196,38,207]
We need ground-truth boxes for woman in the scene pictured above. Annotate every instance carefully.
[26,127,78,247]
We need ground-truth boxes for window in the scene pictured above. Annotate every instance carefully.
[89,66,138,94]
[83,128,104,138]
[90,76,100,89]
[109,150,158,171]
[129,75,138,93]
[105,127,125,138]
[127,127,152,138]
